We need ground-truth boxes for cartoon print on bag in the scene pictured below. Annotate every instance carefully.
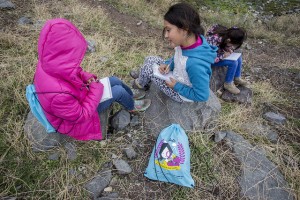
[155,139,185,170]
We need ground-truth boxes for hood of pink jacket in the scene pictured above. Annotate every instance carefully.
[38,18,87,87]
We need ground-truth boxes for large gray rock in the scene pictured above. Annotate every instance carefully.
[225,131,294,200]
[143,84,221,136]
[263,112,286,125]
[210,66,253,104]
[24,109,110,151]
[23,112,69,151]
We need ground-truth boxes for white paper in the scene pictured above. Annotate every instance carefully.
[99,77,112,103]
[223,52,241,61]
[152,63,174,82]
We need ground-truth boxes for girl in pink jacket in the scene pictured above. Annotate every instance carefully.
[33,19,150,140]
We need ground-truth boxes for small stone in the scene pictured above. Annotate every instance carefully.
[113,159,132,175]
[103,186,112,192]
[136,20,142,26]
[130,115,139,127]
[111,153,118,159]
[123,145,137,159]
[245,43,252,50]
[69,169,76,176]
[263,112,286,125]
[86,40,96,53]
[99,140,106,147]
[111,110,131,130]
[48,152,60,160]
[0,0,15,9]
[109,177,118,186]
[18,17,33,25]
[214,131,227,143]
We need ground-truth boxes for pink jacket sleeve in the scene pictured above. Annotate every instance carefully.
[50,81,104,123]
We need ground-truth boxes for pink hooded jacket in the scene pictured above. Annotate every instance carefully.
[34,19,104,140]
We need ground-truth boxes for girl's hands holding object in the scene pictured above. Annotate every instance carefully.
[159,64,170,74]
[87,77,98,84]
[223,51,232,58]
[166,77,177,89]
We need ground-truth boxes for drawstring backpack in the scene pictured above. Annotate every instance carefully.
[144,124,195,188]
[25,84,56,133]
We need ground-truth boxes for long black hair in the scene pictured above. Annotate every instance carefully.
[212,25,247,50]
[163,3,204,38]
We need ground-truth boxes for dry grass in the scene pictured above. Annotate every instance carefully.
[0,0,299,199]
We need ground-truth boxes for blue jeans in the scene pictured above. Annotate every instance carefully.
[212,55,242,83]
[97,76,134,113]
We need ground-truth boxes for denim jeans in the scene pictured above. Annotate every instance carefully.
[97,76,134,113]
[212,55,242,83]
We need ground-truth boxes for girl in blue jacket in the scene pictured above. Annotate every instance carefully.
[131,3,217,102]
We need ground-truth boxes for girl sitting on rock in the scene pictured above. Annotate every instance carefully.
[206,24,248,94]
[130,3,217,102]
[32,19,150,141]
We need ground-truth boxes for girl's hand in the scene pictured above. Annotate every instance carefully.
[87,77,96,84]
[166,77,177,88]
[224,51,232,58]
[159,64,170,74]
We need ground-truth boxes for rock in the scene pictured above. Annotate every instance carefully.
[64,142,77,161]
[214,131,227,143]
[113,159,132,175]
[263,112,286,125]
[111,109,131,130]
[23,111,70,151]
[86,40,96,53]
[130,115,139,127]
[221,86,253,105]
[242,122,278,143]
[143,84,221,137]
[0,0,15,9]
[99,140,106,147]
[103,186,112,192]
[68,169,76,176]
[123,145,137,159]
[266,130,278,143]
[18,17,33,25]
[84,169,112,199]
[24,109,110,150]
[245,43,252,50]
[225,131,294,200]
[48,152,60,160]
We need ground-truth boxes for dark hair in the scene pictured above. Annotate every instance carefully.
[163,3,204,39]
[213,25,247,50]
[159,143,173,160]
